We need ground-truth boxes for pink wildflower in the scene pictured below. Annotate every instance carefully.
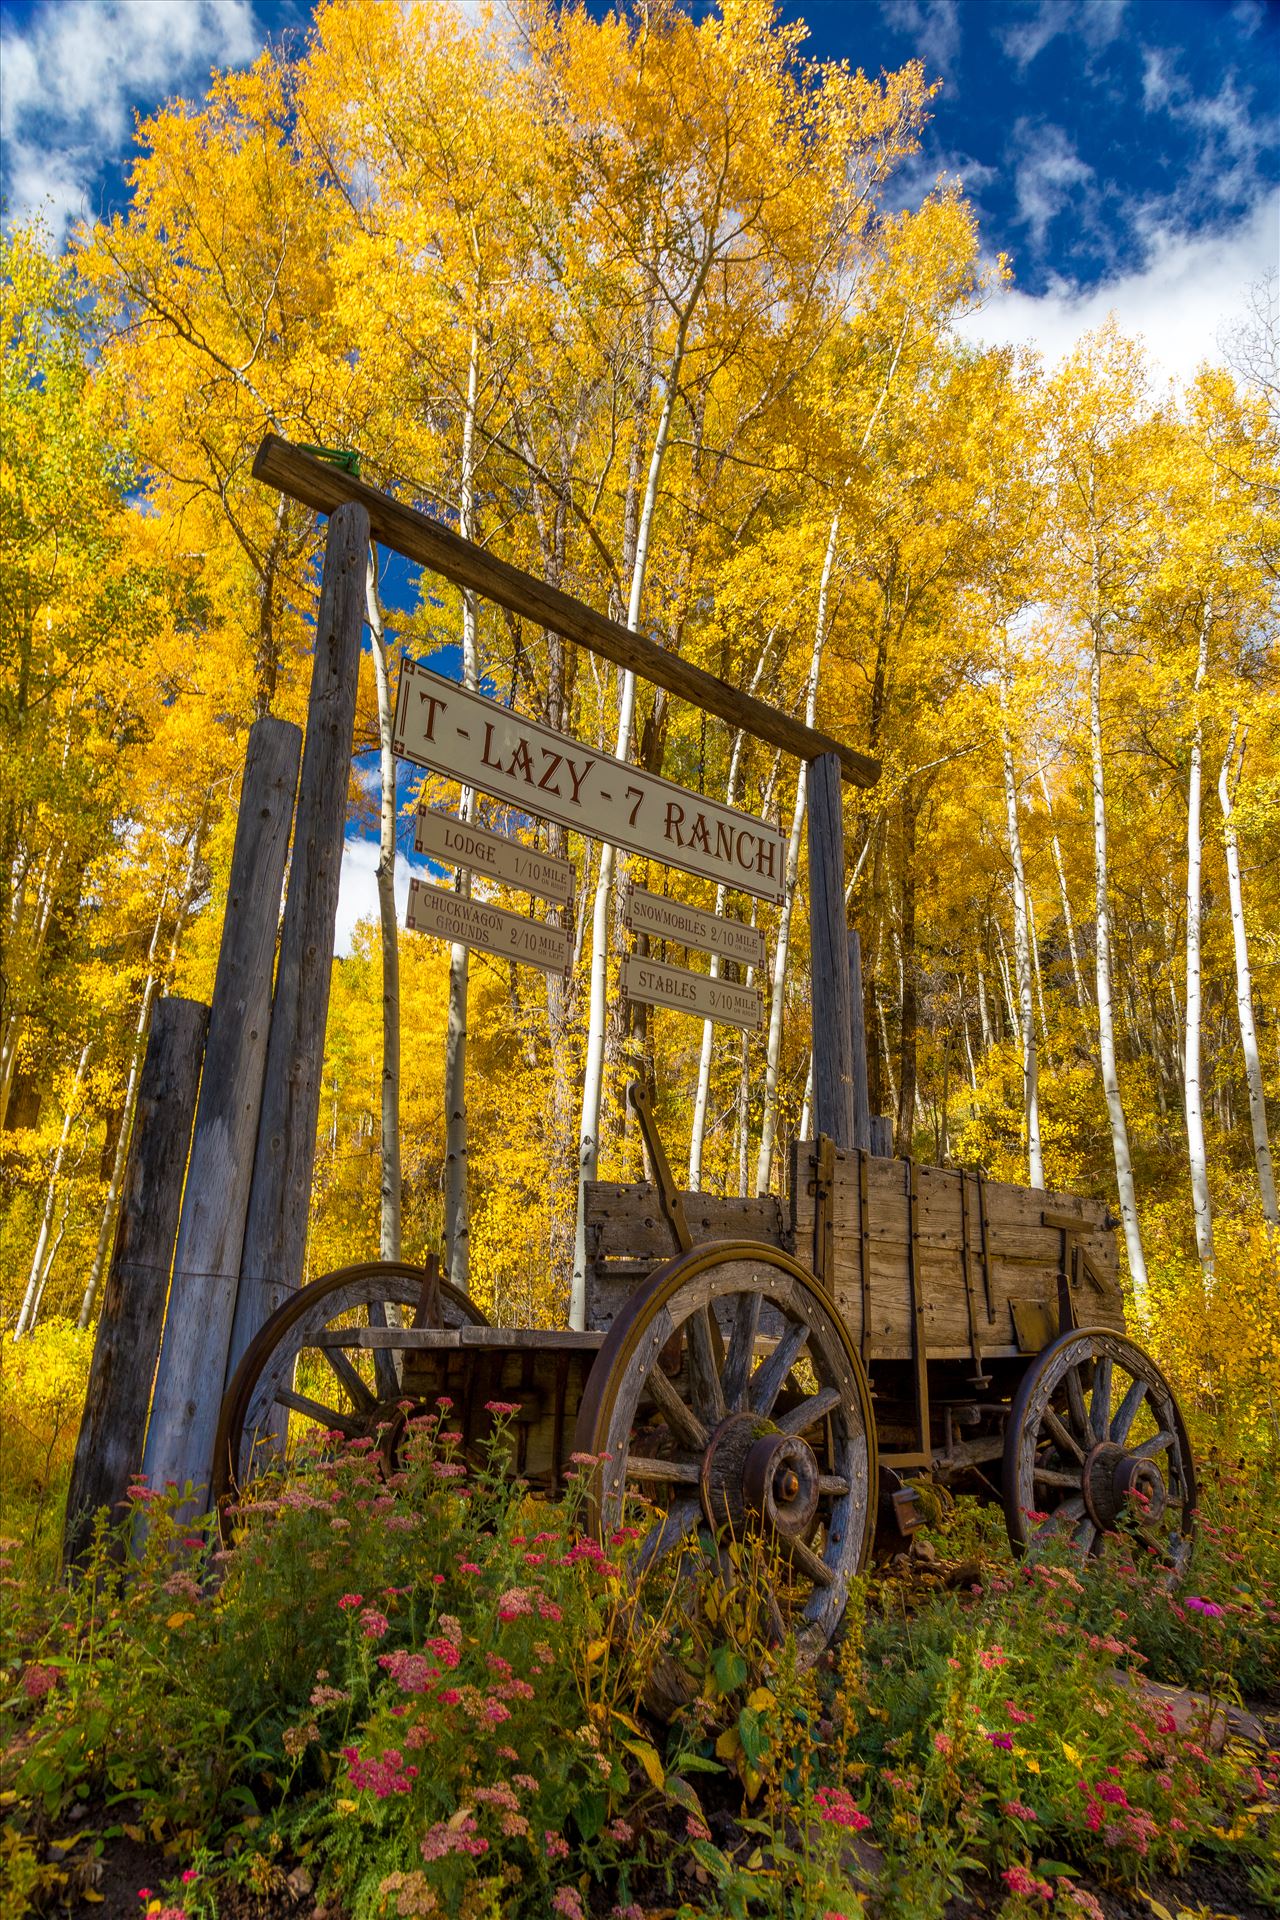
[1185,1596,1225,1619]
[986,1731,1013,1751]
[21,1663,60,1702]
[485,1400,523,1416]
[979,1645,1008,1670]
[545,1831,570,1863]
[551,1891,584,1920]
[1001,1799,1037,1821]
[814,1787,872,1832]
[360,1609,390,1640]
[1001,1865,1052,1900]
[337,1592,364,1612]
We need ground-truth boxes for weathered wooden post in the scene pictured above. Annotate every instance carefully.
[233,502,369,1370]
[63,996,209,1566]
[848,928,871,1153]
[806,752,855,1149]
[141,718,301,1499]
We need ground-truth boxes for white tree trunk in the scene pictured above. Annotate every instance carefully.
[14,1040,91,1338]
[1090,623,1148,1308]
[444,321,482,1292]
[1219,720,1278,1224]
[755,511,838,1198]
[1036,750,1088,1010]
[570,356,683,1327]
[1183,598,1215,1278]
[688,647,775,1190]
[366,551,402,1264]
[1001,697,1043,1188]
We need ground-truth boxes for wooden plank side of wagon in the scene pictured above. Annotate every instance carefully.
[582,1180,787,1332]
[790,1143,1125,1361]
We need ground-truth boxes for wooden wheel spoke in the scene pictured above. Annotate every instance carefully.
[686,1305,726,1426]
[785,1534,833,1589]
[275,1385,359,1438]
[747,1319,809,1416]
[721,1290,762,1411]
[634,1498,701,1575]
[1043,1493,1086,1527]
[1064,1364,1090,1440]
[777,1386,842,1435]
[321,1345,378,1414]
[626,1455,700,1484]
[1089,1357,1113,1439]
[1042,1406,1085,1463]
[1132,1428,1175,1460]
[1110,1378,1148,1443]
[1033,1465,1084,1490]
[646,1361,708,1454]
[1076,1520,1099,1558]
[817,1473,850,1496]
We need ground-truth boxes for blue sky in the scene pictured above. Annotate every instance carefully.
[2,0,1276,945]
[2,0,1276,382]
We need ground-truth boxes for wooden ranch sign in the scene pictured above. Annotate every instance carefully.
[415,807,575,904]
[620,953,763,1033]
[623,883,765,969]
[393,658,786,904]
[407,878,572,977]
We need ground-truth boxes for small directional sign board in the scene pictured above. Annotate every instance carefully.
[407,878,571,977]
[415,807,574,904]
[394,658,785,903]
[620,953,763,1032]
[623,883,764,969]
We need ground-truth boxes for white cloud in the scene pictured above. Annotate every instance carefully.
[1009,119,1094,250]
[880,0,962,79]
[1,0,261,241]
[335,835,429,957]
[1000,0,1126,71]
[956,191,1280,388]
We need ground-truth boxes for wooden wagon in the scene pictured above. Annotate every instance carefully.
[215,1085,1196,1668]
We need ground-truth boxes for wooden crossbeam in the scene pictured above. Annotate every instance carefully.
[253,434,880,788]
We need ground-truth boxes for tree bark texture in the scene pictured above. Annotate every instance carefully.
[142,716,301,1497]
[63,997,209,1568]
[233,503,368,1374]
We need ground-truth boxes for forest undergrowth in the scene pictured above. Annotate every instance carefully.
[2,1342,1277,1920]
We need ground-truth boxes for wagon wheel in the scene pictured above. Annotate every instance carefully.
[1003,1329,1196,1578]
[574,1241,876,1669]
[212,1259,488,1517]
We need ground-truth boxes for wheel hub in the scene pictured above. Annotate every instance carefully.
[1081,1440,1167,1530]
[699,1412,820,1540]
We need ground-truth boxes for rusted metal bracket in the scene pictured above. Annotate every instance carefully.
[628,1081,693,1255]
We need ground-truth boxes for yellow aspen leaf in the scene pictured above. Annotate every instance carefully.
[621,1740,664,1791]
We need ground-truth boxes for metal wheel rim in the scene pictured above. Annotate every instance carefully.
[1003,1328,1196,1578]
[574,1240,876,1663]
[212,1260,487,1515]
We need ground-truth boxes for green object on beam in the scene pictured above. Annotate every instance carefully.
[295,443,362,478]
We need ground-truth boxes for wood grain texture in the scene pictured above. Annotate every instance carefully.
[583,1181,787,1332]
[790,1143,1124,1361]
[807,753,855,1149]
[63,997,209,1567]
[142,720,301,1500]
[848,928,871,1152]
[253,435,879,788]
[234,503,369,1374]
